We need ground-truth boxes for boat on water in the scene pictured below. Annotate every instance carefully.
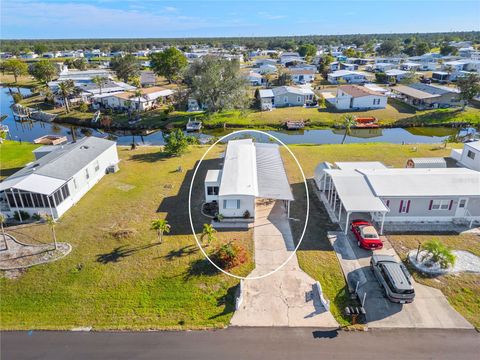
[33,135,68,145]
[285,120,305,130]
[354,117,379,128]
[186,118,202,132]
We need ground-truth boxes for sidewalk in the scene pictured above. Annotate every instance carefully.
[230,200,338,327]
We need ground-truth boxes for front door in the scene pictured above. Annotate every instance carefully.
[455,198,468,217]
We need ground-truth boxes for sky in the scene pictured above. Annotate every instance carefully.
[1,0,479,39]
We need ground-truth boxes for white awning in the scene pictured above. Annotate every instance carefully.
[325,170,389,213]
[0,174,65,195]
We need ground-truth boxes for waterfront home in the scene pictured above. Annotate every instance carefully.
[327,70,369,84]
[451,141,480,172]
[314,161,480,233]
[391,83,461,109]
[204,139,293,222]
[257,86,315,110]
[100,87,175,111]
[331,85,387,110]
[0,137,119,220]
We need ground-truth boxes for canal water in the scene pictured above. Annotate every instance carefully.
[1,87,458,146]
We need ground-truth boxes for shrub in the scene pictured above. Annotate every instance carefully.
[243,210,250,219]
[31,213,42,221]
[421,239,456,269]
[13,210,30,221]
[12,92,23,104]
[78,101,89,112]
[213,242,247,269]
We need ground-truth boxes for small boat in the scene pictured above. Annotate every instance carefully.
[33,135,68,145]
[186,118,202,132]
[0,124,9,134]
[354,117,379,128]
[285,120,305,130]
[92,110,101,123]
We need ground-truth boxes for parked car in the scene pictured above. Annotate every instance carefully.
[370,254,415,304]
[350,220,383,250]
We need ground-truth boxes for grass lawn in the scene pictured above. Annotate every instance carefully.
[0,74,40,89]
[0,144,254,330]
[388,234,480,329]
[0,140,39,180]
[281,143,463,326]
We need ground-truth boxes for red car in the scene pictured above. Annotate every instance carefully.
[350,220,383,250]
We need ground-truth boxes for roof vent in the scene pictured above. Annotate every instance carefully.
[80,146,89,150]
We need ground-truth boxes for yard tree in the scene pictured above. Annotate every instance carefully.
[33,43,48,55]
[55,80,76,113]
[457,73,480,110]
[340,114,357,144]
[319,54,335,77]
[440,44,458,56]
[415,42,430,56]
[92,75,108,95]
[150,219,171,244]
[0,213,7,251]
[110,54,140,83]
[30,60,58,84]
[149,47,188,84]
[4,59,28,83]
[184,56,250,112]
[377,40,400,56]
[45,215,58,251]
[163,128,196,156]
[298,44,317,58]
[342,48,356,58]
[201,223,217,246]
[421,239,456,269]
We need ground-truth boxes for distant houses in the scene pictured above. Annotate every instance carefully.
[391,83,461,109]
[0,137,119,220]
[327,70,369,84]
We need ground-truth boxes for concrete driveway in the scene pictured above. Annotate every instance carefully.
[328,231,473,329]
[230,200,338,327]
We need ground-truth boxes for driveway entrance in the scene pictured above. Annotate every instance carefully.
[230,200,338,327]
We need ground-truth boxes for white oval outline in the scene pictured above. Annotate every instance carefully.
[188,129,309,280]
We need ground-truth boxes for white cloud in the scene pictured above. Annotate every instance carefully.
[163,6,178,13]
[257,12,286,20]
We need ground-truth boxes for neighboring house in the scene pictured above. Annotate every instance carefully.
[245,71,265,86]
[408,54,439,71]
[314,161,480,233]
[374,62,397,72]
[256,64,277,74]
[280,52,304,66]
[327,70,369,84]
[288,68,316,84]
[258,89,274,111]
[274,86,315,107]
[451,141,480,172]
[340,63,358,71]
[329,61,340,72]
[254,58,278,67]
[0,137,119,220]
[100,87,175,111]
[140,71,156,87]
[56,67,112,82]
[204,139,293,221]
[400,62,422,71]
[332,85,387,110]
[391,83,461,109]
[385,69,409,83]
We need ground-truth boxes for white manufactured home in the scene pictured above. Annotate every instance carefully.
[314,162,480,233]
[451,141,480,172]
[204,139,293,222]
[0,137,119,221]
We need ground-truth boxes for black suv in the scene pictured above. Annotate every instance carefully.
[371,255,415,304]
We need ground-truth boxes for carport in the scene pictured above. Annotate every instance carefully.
[322,170,389,234]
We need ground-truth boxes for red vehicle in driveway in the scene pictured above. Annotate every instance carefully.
[350,220,383,250]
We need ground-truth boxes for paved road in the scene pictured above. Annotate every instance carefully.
[231,200,338,327]
[328,231,473,329]
[2,328,479,360]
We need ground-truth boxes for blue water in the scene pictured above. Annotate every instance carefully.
[1,87,456,145]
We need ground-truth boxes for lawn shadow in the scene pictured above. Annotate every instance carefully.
[96,243,158,264]
[184,257,220,279]
[208,284,238,320]
[158,158,222,236]
[388,98,416,114]
[164,244,198,261]
[129,151,170,163]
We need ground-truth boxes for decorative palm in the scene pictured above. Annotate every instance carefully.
[45,214,58,250]
[340,114,357,144]
[92,76,107,95]
[201,223,217,246]
[130,89,143,111]
[151,219,171,243]
[0,213,7,251]
[422,239,456,269]
[56,80,75,113]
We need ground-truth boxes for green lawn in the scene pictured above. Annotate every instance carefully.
[0,140,39,180]
[0,144,254,330]
[0,74,40,89]
[388,234,480,329]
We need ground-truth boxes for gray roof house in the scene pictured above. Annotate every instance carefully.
[0,137,119,221]
[257,86,315,110]
[391,83,461,109]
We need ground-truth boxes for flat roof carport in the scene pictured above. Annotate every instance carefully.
[323,170,389,234]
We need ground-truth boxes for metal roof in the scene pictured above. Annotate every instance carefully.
[205,169,222,183]
[259,89,274,98]
[0,174,65,195]
[335,162,387,170]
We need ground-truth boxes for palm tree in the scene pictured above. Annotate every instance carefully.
[340,114,357,144]
[150,219,171,243]
[130,89,143,112]
[92,76,107,95]
[45,215,58,251]
[421,239,456,269]
[56,80,75,113]
[0,213,7,251]
[201,224,217,246]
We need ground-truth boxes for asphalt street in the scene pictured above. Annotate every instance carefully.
[2,328,479,360]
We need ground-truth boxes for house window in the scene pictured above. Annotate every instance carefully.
[207,186,219,196]
[430,199,451,210]
[373,98,381,105]
[85,168,90,180]
[467,150,476,160]
[399,200,410,213]
[94,161,100,172]
[223,199,240,209]
[284,96,288,103]
[458,199,467,208]
[297,96,301,102]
